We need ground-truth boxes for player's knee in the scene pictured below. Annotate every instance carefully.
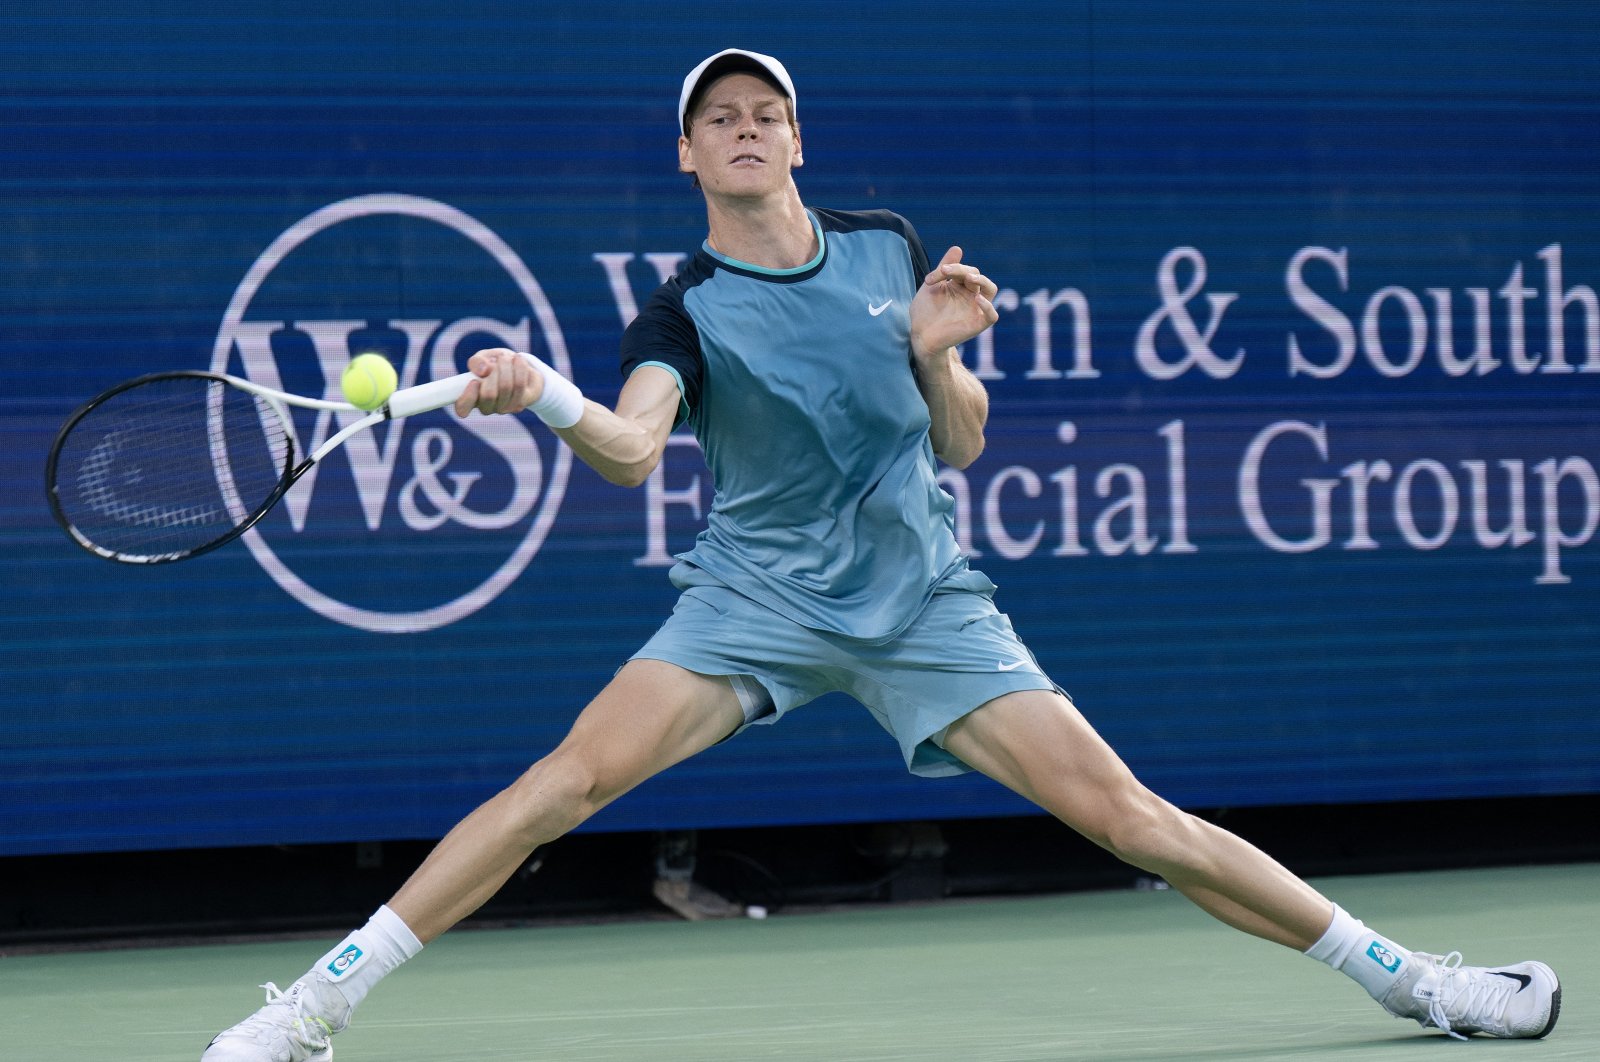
[504,752,607,843]
[1096,786,1189,870]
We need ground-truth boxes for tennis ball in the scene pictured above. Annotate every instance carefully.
[342,353,398,410]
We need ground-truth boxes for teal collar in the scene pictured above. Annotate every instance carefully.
[701,210,825,276]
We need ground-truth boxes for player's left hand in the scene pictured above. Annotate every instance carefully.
[454,347,542,417]
[909,246,999,362]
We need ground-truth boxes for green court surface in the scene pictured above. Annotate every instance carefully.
[2,863,1591,1061]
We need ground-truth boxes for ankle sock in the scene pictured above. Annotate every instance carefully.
[1305,903,1414,1001]
[309,904,424,1009]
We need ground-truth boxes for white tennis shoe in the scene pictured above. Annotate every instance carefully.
[201,977,351,1062]
[1380,950,1561,1039]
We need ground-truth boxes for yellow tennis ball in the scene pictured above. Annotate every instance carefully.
[341,353,398,410]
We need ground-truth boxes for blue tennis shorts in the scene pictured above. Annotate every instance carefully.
[630,580,1063,777]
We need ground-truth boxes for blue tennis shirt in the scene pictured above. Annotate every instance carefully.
[620,207,986,642]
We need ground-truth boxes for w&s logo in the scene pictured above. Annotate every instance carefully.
[212,195,573,633]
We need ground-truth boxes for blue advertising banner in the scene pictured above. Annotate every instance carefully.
[3,1,1597,855]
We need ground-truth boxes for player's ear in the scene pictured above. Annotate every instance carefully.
[791,127,803,169]
[678,134,695,175]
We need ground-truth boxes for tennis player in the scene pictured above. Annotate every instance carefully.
[203,48,1560,1060]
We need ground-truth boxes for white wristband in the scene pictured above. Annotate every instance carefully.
[522,353,585,429]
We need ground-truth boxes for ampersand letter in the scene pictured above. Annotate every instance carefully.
[1135,246,1246,380]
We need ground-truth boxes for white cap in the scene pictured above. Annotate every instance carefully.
[678,48,796,135]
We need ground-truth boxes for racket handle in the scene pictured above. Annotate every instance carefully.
[385,371,475,419]
[384,354,567,421]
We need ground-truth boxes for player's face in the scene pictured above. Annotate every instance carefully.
[678,73,802,199]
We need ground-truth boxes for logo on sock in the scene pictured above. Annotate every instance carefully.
[1366,941,1402,974]
[326,943,365,979]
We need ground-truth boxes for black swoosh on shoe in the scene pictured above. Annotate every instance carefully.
[1491,970,1532,991]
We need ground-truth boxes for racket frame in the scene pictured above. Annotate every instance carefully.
[46,367,479,564]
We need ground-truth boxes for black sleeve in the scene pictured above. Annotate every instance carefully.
[619,282,703,427]
[896,213,932,288]
[811,206,931,291]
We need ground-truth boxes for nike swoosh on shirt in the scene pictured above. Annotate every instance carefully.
[868,299,894,316]
[998,660,1030,671]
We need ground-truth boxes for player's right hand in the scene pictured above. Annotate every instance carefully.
[455,347,544,417]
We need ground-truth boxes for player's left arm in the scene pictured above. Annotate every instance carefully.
[910,245,998,469]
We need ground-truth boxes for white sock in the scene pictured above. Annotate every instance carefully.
[1304,903,1414,1001]
[309,904,424,1009]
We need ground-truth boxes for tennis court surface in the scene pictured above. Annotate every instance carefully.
[3,862,1590,1060]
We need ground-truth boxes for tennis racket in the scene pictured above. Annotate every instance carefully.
[46,366,489,564]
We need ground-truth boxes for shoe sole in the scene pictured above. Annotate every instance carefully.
[1535,979,1562,1039]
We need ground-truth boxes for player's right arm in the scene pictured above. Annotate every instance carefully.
[455,348,680,488]
[556,365,680,487]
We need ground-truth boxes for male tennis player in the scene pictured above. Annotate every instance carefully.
[203,48,1560,1060]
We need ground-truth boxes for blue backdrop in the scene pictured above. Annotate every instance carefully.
[4,1,1598,855]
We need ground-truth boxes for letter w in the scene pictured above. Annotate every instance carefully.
[593,253,688,326]
[231,319,437,531]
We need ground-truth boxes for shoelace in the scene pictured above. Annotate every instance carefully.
[1426,952,1517,1041]
[244,982,335,1054]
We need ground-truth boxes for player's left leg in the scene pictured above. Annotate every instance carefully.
[942,688,1332,947]
[940,690,1561,1039]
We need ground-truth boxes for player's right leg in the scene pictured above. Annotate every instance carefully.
[387,659,745,942]
[201,659,745,1062]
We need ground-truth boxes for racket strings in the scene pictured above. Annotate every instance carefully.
[52,376,292,560]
